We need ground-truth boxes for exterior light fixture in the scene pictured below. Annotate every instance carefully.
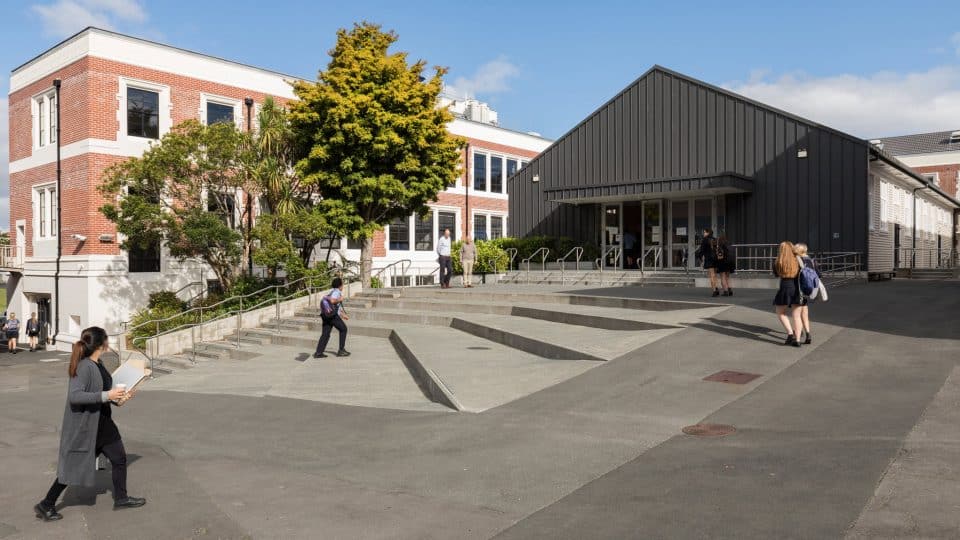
[532,174,540,183]
[797,149,808,158]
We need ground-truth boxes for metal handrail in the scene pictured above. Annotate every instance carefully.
[597,245,622,286]
[557,246,584,285]
[372,259,412,287]
[506,248,518,271]
[521,247,550,284]
[125,266,358,368]
[730,243,778,273]
[640,246,663,274]
[894,247,957,269]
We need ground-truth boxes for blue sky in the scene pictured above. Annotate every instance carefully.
[2,0,960,228]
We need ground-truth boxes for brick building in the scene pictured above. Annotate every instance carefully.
[871,130,960,200]
[4,27,549,348]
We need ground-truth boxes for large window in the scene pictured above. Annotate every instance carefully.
[38,98,46,147]
[438,211,456,242]
[490,216,504,239]
[473,152,487,191]
[415,213,433,251]
[506,158,518,179]
[207,102,235,125]
[208,192,237,228]
[35,185,57,238]
[127,87,160,139]
[490,155,503,193]
[39,189,46,237]
[128,242,161,273]
[35,91,56,148]
[389,216,410,250]
[473,214,488,241]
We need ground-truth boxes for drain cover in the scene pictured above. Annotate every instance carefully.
[703,370,761,384]
[682,423,736,437]
[467,346,491,350]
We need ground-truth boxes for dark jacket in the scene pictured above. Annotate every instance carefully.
[57,358,111,487]
[696,236,717,267]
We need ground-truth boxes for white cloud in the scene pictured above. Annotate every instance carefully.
[723,66,960,138]
[0,97,9,231]
[32,0,146,37]
[446,57,520,99]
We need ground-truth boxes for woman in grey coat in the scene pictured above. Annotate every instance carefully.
[34,326,146,522]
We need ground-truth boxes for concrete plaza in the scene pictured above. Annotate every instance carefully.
[0,281,958,539]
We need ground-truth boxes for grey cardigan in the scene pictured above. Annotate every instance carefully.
[56,358,112,487]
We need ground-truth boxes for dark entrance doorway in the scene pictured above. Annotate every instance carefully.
[37,297,51,350]
[893,224,901,268]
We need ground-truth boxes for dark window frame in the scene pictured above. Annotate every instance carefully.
[127,87,160,139]
[206,102,235,126]
[473,152,487,192]
[389,216,411,251]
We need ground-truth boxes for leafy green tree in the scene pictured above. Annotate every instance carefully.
[99,120,253,291]
[289,22,464,286]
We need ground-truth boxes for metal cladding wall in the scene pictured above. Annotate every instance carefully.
[508,66,870,253]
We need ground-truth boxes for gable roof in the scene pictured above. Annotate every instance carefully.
[519,65,869,173]
[871,130,960,156]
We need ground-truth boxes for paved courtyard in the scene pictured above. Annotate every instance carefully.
[0,280,958,539]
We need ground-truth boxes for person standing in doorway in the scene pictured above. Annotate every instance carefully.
[4,312,20,354]
[773,241,803,347]
[793,243,821,344]
[26,313,41,352]
[695,229,720,296]
[437,229,453,289]
[460,236,477,288]
[716,236,735,296]
[314,277,350,358]
[34,326,146,522]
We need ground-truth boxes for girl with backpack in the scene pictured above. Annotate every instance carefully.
[695,228,720,297]
[793,243,822,344]
[3,312,20,354]
[716,235,735,296]
[773,242,803,347]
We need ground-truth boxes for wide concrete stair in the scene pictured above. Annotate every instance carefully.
[146,286,724,413]
[498,269,697,287]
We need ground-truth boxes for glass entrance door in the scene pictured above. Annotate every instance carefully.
[642,200,663,269]
[669,200,689,268]
[603,204,621,267]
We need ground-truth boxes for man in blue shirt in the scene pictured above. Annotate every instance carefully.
[314,277,350,358]
[437,229,452,289]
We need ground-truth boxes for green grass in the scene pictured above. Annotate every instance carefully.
[0,289,6,312]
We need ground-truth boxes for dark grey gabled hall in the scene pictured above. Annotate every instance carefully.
[507,65,958,272]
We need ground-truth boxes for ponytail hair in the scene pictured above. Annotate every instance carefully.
[68,326,109,377]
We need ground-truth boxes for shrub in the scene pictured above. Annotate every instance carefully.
[370,276,384,289]
[147,290,184,311]
[451,239,510,274]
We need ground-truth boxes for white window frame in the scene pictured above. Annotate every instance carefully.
[470,210,508,241]
[200,93,244,129]
[384,206,461,255]
[922,172,940,186]
[464,148,529,198]
[32,89,56,150]
[33,183,58,241]
[118,77,172,149]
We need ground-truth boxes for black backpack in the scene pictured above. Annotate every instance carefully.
[712,239,724,261]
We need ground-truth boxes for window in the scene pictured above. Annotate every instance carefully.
[318,236,341,249]
[922,173,940,186]
[415,213,433,251]
[50,191,57,236]
[347,237,363,249]
[520,160,529,169]
[389,216,410,250]
[490,216,504,239]
[506,158,518,179]
[473,152,487,191]
[127,87,160,139]
[208,192,237,228]
[473,214,488,241]
[49,93,57,144]
[206,102,235,125]
[38,98,45,147]
[128,241,161,272]
[879,181,889,227]
[39,190,46,237]
[438,211,456,243]
[490,155,503,193]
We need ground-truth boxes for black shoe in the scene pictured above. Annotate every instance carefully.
[313,353,328,358]
[784,335,796,346]
[804,333,812,345]
[114,497,146,509]
[34,502,63,521]
[721,290,731,296]
[792,338,802,348]
[711,289,720,297]
[336,349,351,357]
[727,289,733,296]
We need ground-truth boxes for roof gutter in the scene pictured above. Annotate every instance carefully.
[868,146,960,208]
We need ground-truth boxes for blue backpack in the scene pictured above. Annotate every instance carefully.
[320,290,337,317]
[798,259,819,296]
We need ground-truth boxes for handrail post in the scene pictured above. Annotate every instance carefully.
[237,296,243,349]
[275,286,280,333]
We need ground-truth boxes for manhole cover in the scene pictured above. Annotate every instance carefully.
[682,423,736,437]
[467,346,491,350]
[703,370,761,384]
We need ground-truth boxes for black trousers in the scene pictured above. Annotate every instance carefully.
[315,315,347,354]
[42,438,128,506]
[438,256,452,286]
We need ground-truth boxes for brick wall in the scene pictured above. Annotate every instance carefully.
[914,164,960,200]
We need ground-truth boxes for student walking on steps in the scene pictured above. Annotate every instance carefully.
[314,277,351,358]
[26,313,41,352]
[773,241,804,347]
[34,326,146,522]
